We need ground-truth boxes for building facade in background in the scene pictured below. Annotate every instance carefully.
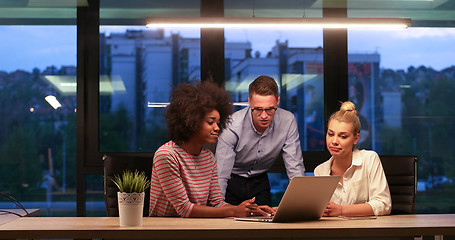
[100,29,395,154]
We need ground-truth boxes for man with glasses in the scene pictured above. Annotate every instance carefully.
[216,75,305,206]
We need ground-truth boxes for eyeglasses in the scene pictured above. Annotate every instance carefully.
[251,107,277,116]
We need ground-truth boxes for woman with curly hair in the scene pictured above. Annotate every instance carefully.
[149,81,275,218]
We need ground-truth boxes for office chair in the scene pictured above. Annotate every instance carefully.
[103,154,154,217]
[380,155,418,214]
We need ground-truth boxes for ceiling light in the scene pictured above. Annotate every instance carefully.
[146,17,412,29]
[45,95,62,109]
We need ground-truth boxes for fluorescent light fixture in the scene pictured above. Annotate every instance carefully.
[43,75,126,95]
[147,102,169,108]
[234,102,249,107]
[400,84,412,88]
[146,17,412,29]
[27,0,89,7]
[45,95,62,109]
[147,102,250,108]
[43,75,76,95]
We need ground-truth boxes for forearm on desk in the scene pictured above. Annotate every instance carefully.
[341,203,374,216]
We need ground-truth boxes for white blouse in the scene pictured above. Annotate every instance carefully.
[314,149,392,216]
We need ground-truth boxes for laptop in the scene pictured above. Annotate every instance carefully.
[234,175,340,223]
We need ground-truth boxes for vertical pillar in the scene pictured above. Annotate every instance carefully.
[200,0,225,87]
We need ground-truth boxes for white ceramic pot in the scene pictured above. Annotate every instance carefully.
[117,192,145,226]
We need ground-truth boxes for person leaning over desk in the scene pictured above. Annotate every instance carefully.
[314,101,391,217]
[149,80,275,218]
[216,75,305,206]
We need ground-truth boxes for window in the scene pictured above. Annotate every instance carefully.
[99,27,201,153]
[348,28,455,213]
[224,29,324,205]
[225,29,325,152]
[0,25,77,216]
[98,0,201,153]
[2,0,454,217]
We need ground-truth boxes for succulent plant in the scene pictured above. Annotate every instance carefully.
[112,170,151,193]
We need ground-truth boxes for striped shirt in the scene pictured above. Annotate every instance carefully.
[149,141,227,217]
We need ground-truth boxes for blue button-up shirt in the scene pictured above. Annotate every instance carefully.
[215,107,305,196]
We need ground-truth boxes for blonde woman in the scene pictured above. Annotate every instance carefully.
[314,101,391,217]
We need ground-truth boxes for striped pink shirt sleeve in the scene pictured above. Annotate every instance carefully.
[149,141,227,217]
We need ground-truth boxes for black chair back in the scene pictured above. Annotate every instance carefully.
[380,155,418,214]
[103,154,154,217]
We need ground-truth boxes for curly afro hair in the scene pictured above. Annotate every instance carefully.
[165,81,233,142]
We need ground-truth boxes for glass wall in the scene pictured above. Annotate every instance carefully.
[99,26,201,153]
[0,26,77,216]
[2,0,455,216]
[224,29,324,205]
[223,0,325,152]
[348,28,455,213]
[224,29,325,152]
[99,0,201,153]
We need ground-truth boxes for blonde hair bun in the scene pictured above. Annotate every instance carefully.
[340,101,357,115]
[328,101,360,135]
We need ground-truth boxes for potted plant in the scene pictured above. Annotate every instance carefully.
[112,170,151,226]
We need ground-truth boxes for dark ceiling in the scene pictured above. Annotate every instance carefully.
[0,0,454,27]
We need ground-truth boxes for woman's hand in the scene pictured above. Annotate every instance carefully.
[257,205,276,216]
[323,201,375,217]
[231,197,275,217]
[323,201,342,217]
[233,197,259,217]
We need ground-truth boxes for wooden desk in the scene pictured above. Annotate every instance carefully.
[0,209,39,226]
[0,214,454,239]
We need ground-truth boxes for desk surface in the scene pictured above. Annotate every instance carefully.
[0,209,39,226]
[1,214,455,239]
